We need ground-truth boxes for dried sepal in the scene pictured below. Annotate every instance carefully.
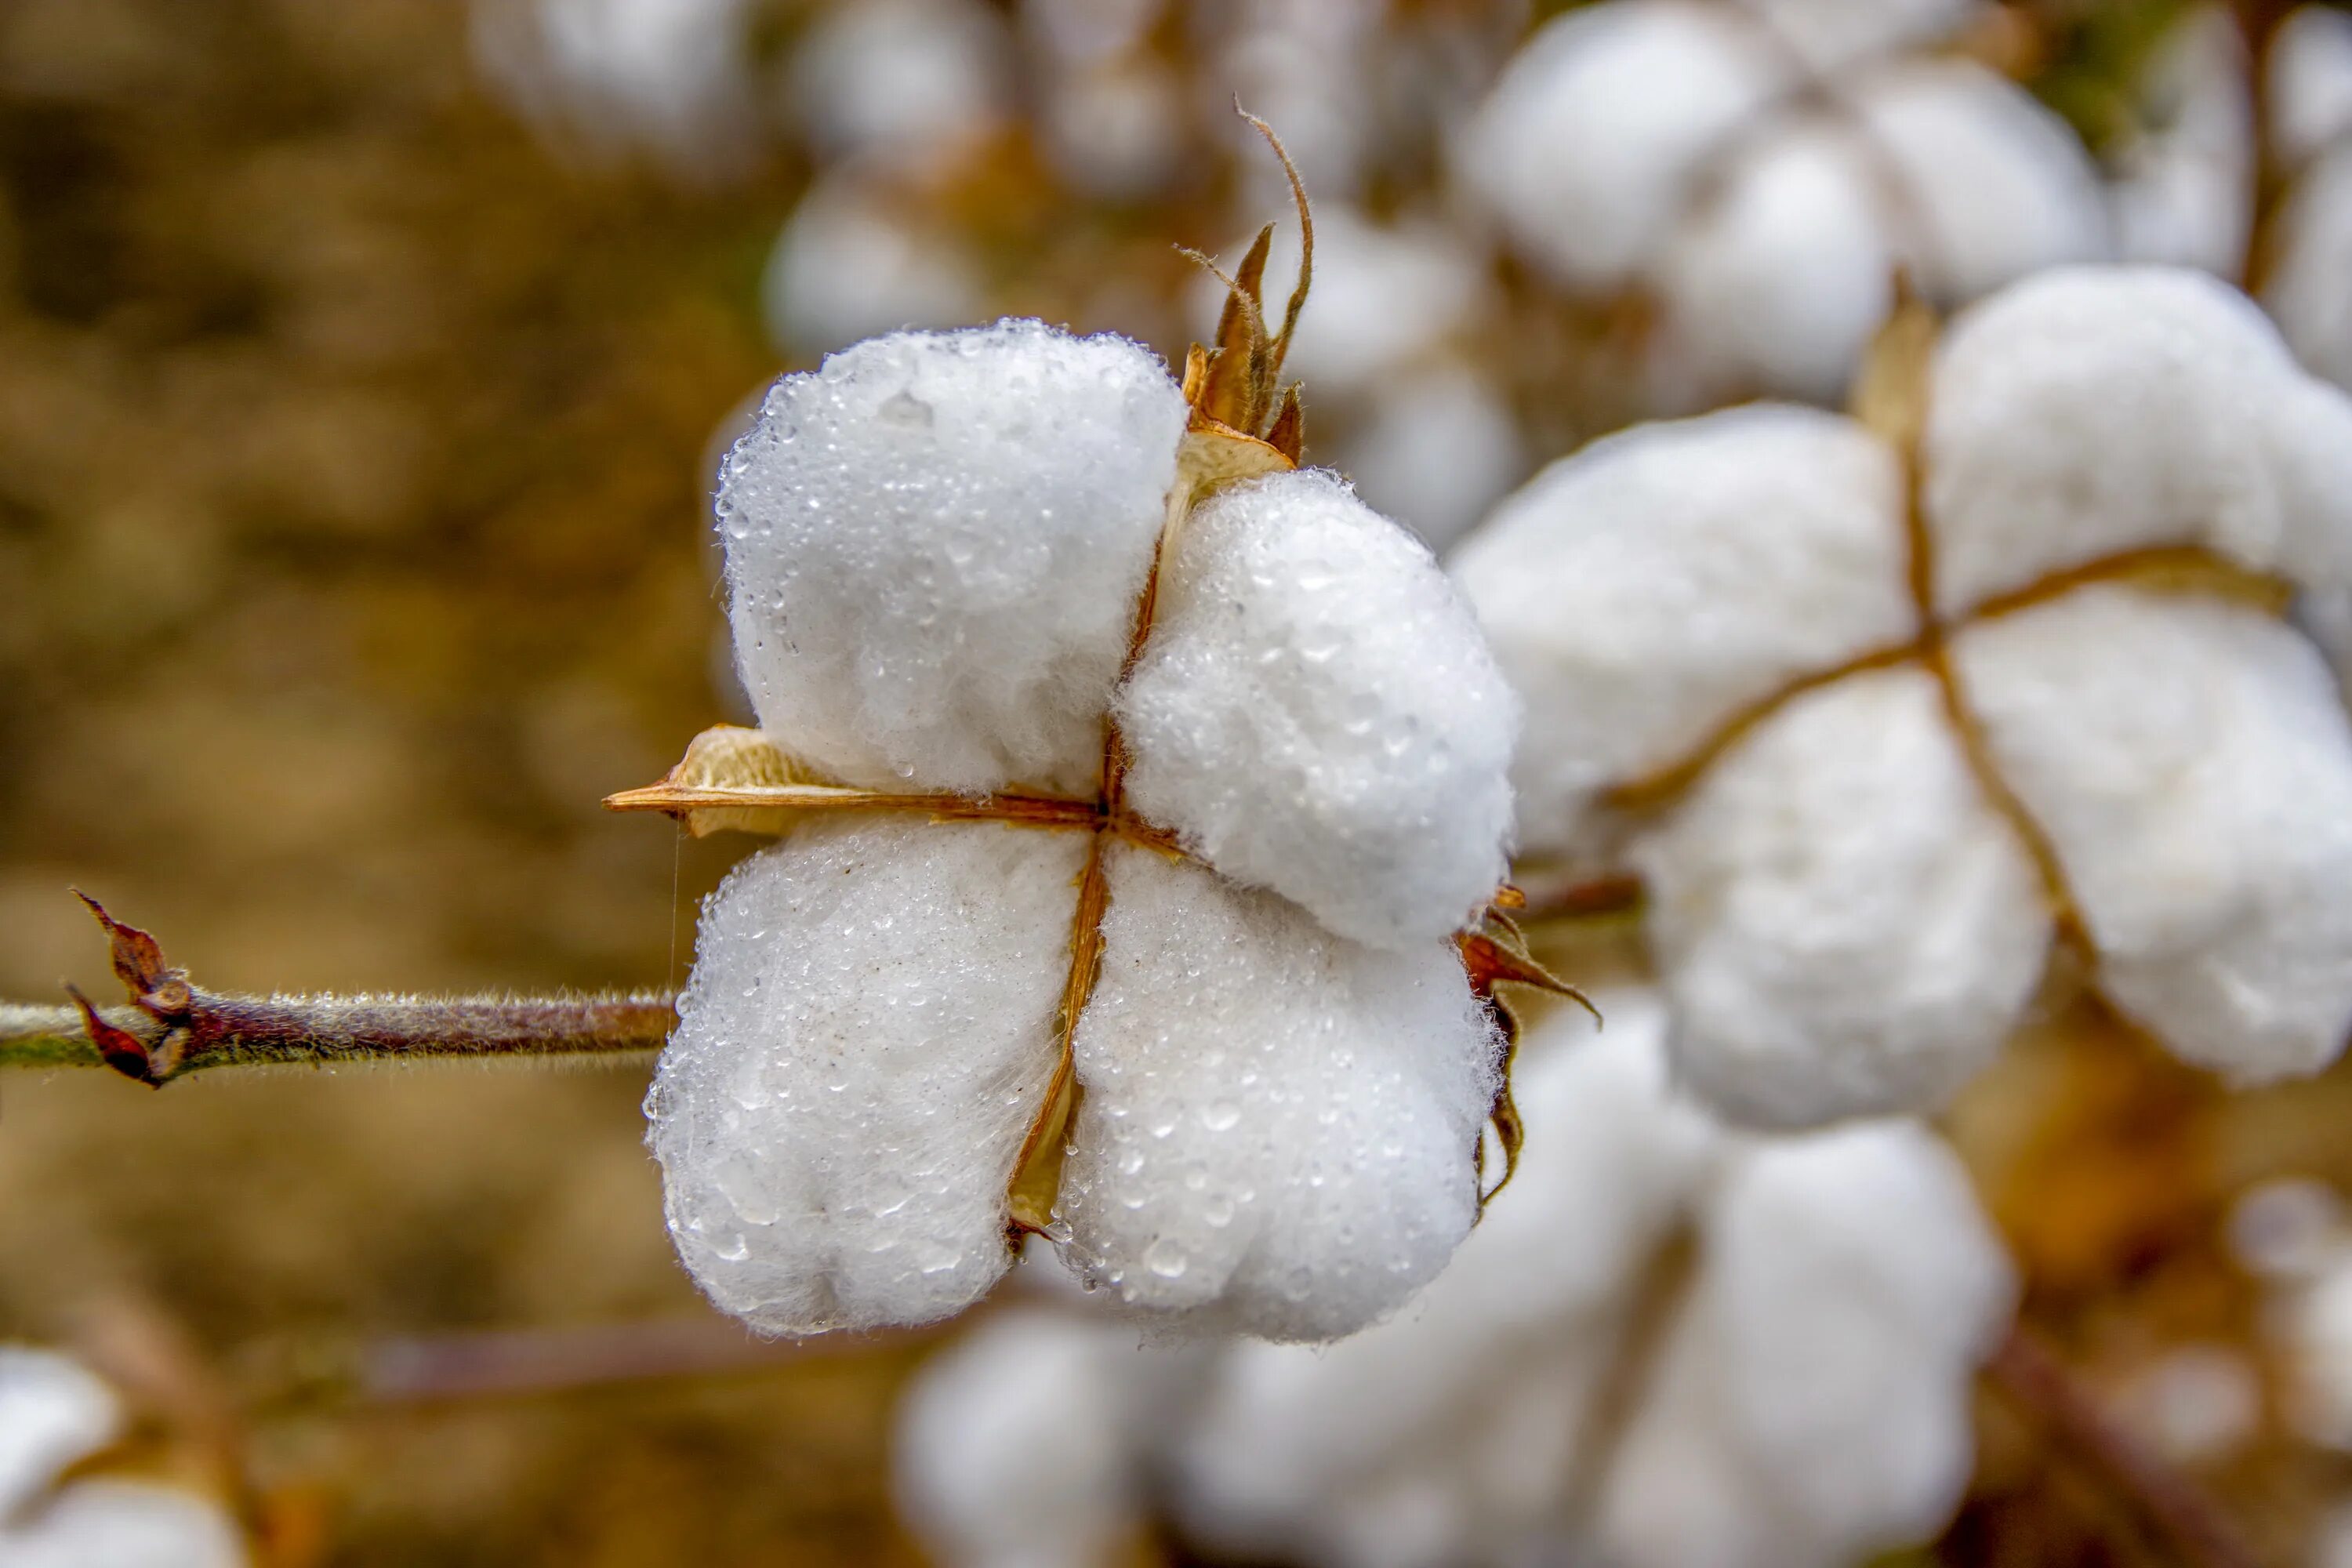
[1178,111,1315,446]
[1265,384,1305,465]
[1006,841,1112,1240]
[1457,899,1595,1210]
[1849,275,1940,456]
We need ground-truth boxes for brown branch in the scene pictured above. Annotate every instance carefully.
[1984,1327,2263,1568]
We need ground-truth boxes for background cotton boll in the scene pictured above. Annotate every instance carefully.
[5,1481,249,1568]
[1653,118,1896,405]
[1058,848,1497,1343]
[1335,367,1526,554]
[1115,469,1517,948]
[2107,6,2256,276]
[1457,1,1792,292]
[1035,56,1186,199]
[1954,588,2352,1085]
[1847,61,2111,307]
[786,0,1011,174]
[649,820,1085,1336]
[469,0,755,174]
[1922,267,2299,614]
[760,175,987,359]
[2268,5,2352,168]
[720,319,1186,794]
[0,1348,122,1518]
[1450,406,1913,858]
[2265,147,2352,391]
[2282,1255,2352,1448]
[1634,667,2053,1128]
[1731,0,1975,73]
[1216,1,1386,204]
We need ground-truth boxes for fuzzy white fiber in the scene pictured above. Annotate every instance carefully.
[1635,667,2053,1127]
[1451,405,1914,859]
[1925,267,2352,612]
[1955,587,2352,1083]
[1058,848,1500,1342]
[1117,469,1518,948]
[649,820,1085,1335]
[761,173,985,358]
[720,319,1187,794]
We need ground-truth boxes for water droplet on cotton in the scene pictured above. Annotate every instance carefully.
[1145,1238,1189,1279]
[1202,1099,1240,1131]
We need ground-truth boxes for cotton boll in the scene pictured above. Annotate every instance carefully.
[1058,848,1497,1342]
[470,0,755,174]
[0,1348,120,1519]
[649,820,1085,1335]
[761,175,985,358]
[787,0,1011,173]
[1954,586,2352,1083]
[1924,267,2307,613]
[1848,60,2110,307]
[1451,407,1914,860]
[3,1480,249,1568]
[1036,55,1185,199]
[2266,145,2352,391]
[2269,5,2352,168]
[1733,0,1974,72]
[1654,118,1896,405]
[1458,1,1793,292]
[1337,366,1526,554]
[2108,6,2257,277]
[1116,469,1517,949]
[1217,1,1385,204]
[2281,1252,2352,1449]
[1634,666,2053,1128]
[721,319,1187,793]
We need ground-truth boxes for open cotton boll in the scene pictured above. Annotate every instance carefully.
[2267,147,2352,392]
[1457,1,1792,292]
[786,0,1011,172]
[1634,667,2053,1128]
[1057,848,1497,1342]
[648,819,1084,1335]
[1847,61,2109,307]
[760,175,986,359]
[2270,5,2352,168]
[0,1348,121,1519]
[1336,366,1526,555]
[1654,118,1896,405]
[1116,469,1516,949]
[4,1481,249,1568]
[1450,407,1913,858]
[1732,0,1973,73]
[1954,587,2352,1083]
[720,319,1187,794]
[2109,6,2256,276]
[469,0,755,174]
[1923,267,2318,614]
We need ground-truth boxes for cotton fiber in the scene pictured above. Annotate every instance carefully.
[1117,469,1518,948]
[720,318,1188,794]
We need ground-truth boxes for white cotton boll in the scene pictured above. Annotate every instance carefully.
[1450,407,1914,860]
[1848,61,2110,307]
[2109,6,2257,277]
[760,176,985,359]
[1116,469,1517,949]
[1654,118,1896,405]
[2,1480,249,1568]
[1337,366,1526,555]
[1955,587,2352,1084]
[1036,56,1185,199]
[2283,1254,2352,1447]
[1732,0,1973,73]
[2269,5,2352,167]
[720,319,1188,794]
[1924,267,2312,614]
[895,1308,1185,1568]
[1218,1,1385,204]
[2266,145,2352,391]
[1058,848,1497,1343]
[1635,666,2053,1128]
[1457,2,1793,292]
[470,0,754,174]
[649,820,1084,1335]
[0,1348,120,1519]
[787,0,1011,172]
[2230,1177,2347,1281]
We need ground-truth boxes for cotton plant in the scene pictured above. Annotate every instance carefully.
[1454,264,2352,1131]
[1457,0,2107,407]
[0,1347,246,1568]
[2262,5,2352,392]
[609,157,1555,1345]
[894,991,2015,1568]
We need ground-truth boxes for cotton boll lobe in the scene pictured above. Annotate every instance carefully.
[1954,587,2352,1084]
[1336,367,1526,555]
[720,318,1187,794]
[2269,5,2352,168]
[1116,469,1516,949]
[1458,1,1793,293]
[2109,6,2257,276]
[1450,406,1914,860]
[2266,147,2352,391]
[1058,847,1498,1343]
[787,0,1011,174]
[761,175,985,359]
[1633,666,2053,1128]
[648,819,1085,1335]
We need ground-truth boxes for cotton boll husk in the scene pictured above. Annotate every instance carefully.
[2,1480,249,1568]
[1732,0,1973,73]
[1457,1,1793,292]
[1954,586,2352,1083]
[2108,6,2256,277]
[895,1307,1200,1568]
[649,819,1084,1335]
[720,318,1187,794]
[2269,5,2352,167]
[760,175,985,359]
[1336,366,1526,554]
[1847,61,2110,307]
[1450,406,1913,861]
[1115,468,1517,949]
[786,0,1011,173]
[1924,267,2325,614]
[2266,145,2352,391]
[1057,847,1497,1343]
[1634,666,2053,1128]
[0,1348,120,1519]
[1653,118,1896,405]
[1167,996,1718,1566]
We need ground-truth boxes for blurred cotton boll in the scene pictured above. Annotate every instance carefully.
[2269,5,2352,168]
[470,0,758,175]
[1338,367,1526,555]
[788,0,1013,175]
[2265,9,2352,392]
[2108,6,2256,277]
[761,172,985,360]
